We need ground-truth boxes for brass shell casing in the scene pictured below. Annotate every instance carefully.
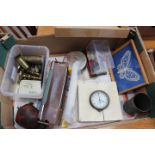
[22,56,44,65]
[16,56,29,70]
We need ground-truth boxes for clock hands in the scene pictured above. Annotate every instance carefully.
[98,92,106,105]
[98,92,102,102]
[97,92,103,107]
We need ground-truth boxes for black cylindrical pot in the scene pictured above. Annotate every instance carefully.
[123,93,152,115]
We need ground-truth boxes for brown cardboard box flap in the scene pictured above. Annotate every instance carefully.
[54,26,130,38]
[0,68,14,128]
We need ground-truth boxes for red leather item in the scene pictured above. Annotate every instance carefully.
[16,103,39,129]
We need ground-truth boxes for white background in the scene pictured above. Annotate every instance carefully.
[0,0,155,155]
[0,130,155,155]
[1,0,155,25]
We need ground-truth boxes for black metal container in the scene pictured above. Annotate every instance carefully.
[123,93,152,115]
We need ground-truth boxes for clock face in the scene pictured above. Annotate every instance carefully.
[89,90,110,111]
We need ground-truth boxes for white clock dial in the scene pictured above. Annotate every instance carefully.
[89,90,110,111]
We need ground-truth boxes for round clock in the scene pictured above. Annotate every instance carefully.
[89,90,110,111]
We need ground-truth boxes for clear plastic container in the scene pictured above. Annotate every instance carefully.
[0,45,49,99]
[86,40,115,76]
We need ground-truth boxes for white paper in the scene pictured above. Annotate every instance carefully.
[18,80,42,96]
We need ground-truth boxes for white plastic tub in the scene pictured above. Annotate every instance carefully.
[0,45,49,99]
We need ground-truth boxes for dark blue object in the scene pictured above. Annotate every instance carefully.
[112,43,145,93]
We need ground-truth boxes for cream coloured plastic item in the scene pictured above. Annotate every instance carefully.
[62,61,80,123]
[64,51,86,69]
[78,81,123,122]
[62,51,86,124]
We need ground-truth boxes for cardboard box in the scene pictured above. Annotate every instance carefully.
[54,26,130,38]
[1,26,155,128]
